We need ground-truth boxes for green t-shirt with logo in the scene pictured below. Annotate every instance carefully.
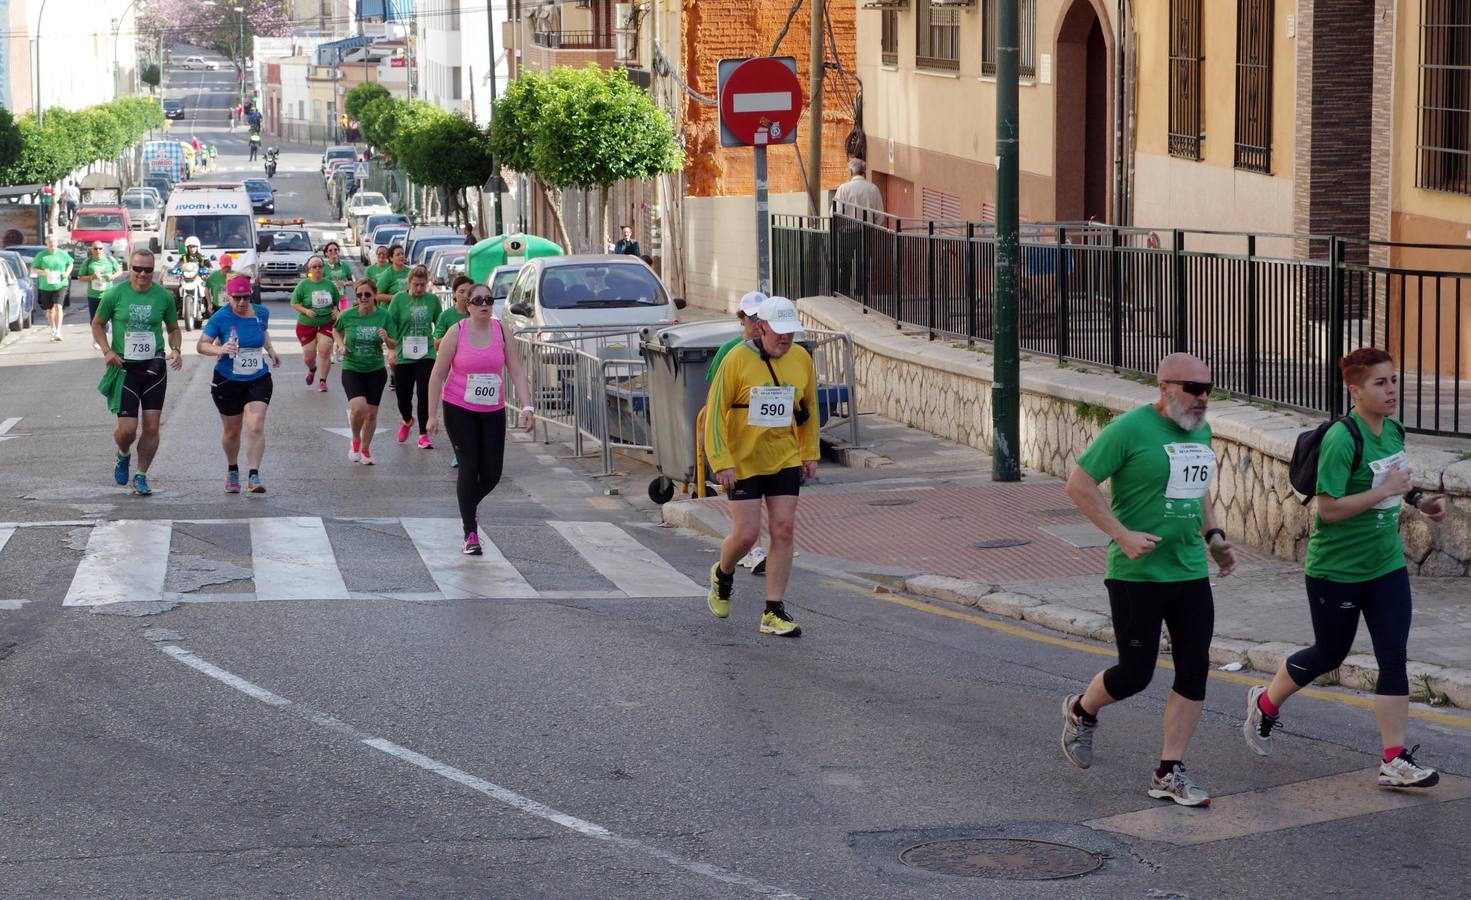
[1304,411,1408,583]
[32,249,74,292]
[388,290,442,363]
[376,264,410,298]
[365,263,390,285]
[96,282,177,360]
[292,277,341,326]
[434,306,469,341]
[333,306,394,373]
[79,255,122,299]
[706,336,745,383]
[1076,404,1216,582]
[204,269,233,308]
[325,260,353,292]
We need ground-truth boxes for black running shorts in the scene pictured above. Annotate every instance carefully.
[211,371,274,417]
[341,368,388,405]
[728,466,802,501]
[119,358,168,418]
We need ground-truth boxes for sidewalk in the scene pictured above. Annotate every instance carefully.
[661,415,1471,710]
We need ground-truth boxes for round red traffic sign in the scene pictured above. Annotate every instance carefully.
[719,57,804,146]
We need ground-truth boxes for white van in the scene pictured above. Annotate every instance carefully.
[155,183,259,293]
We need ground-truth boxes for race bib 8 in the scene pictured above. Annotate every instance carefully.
[463,372,502,407]
[747,386,795,428]
[234,348,264,374]
[311,290,334,309]
[1368,451,1408,510]
[124,331,156,361]
[402,335,428,360]
[1164,442,1216,500]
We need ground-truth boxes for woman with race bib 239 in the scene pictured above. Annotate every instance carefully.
[198,275,281,494]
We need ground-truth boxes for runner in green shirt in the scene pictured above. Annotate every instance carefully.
[433,275,474,348]
[1059,352,1235,808]
[1243,348,1448,789]
[322,240,354,310]
[89,248,183,497]
[364,244,391,286]
[334,277,398,466]
[706,291,765,383]
[290,255,343,393]
[375,245,411,302]
[203,254,236,309]
[388,265,443,448]
[77,241,124,345]
[31,233,74,342]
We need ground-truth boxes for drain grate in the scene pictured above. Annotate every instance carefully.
[866,498,917,507]
[972,538,1031,549]
[899,837,1102,880]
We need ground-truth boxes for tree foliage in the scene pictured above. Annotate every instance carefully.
[141,63,162,92]
[345,83,391,123]
[0,108,22,173]
[138,0,291,64]
[397,110,497,219]
[0,97,165,187]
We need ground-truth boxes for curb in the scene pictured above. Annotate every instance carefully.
[660,500,1471,712]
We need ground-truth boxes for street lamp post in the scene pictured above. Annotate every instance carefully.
[234,6,246,111]
[35,0,52,124]
[112,0,146,98]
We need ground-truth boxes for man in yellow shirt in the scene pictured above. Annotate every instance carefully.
[703,296,820,636]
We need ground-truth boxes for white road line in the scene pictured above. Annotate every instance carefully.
[250,517,351,601]
[64,520,172,606]
[158,645,290,706]
[0,526,12,555]
[155,644,804,899]
[548,521,702,598]
[0,417,20,436]
[400,518,538,599]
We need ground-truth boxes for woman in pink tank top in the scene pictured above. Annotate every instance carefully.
[426,282,535,555]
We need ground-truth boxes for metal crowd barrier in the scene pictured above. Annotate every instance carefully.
[801,327,861,448]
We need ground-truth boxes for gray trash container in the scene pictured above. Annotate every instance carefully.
[640,320,744,504]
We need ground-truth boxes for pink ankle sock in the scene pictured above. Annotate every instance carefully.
[1384,745,1404,764]
[1258,692,1281,717]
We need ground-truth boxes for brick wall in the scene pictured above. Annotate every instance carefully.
[682,0,857,198]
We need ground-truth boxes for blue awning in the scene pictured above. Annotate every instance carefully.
[316,36,375,66]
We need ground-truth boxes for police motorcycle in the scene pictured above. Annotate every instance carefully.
[264,147,280,178]
[171,236,212,332]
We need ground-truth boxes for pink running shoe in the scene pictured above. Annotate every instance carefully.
[349,439,361,463]
[418,434,433,449]
[359,449,375,465]
[318,380,328,393]
[305,369,316,386]
[396,420,412,443]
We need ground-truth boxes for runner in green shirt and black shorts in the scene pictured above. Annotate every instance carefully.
[388,264,443,448]
[1242,348,1448,788]
[375,246,411,389]
[77,241,123,348]
[1059,352,1237,808]
[334,276,397,465]
[290,255,342,393]
[31,233,74,341]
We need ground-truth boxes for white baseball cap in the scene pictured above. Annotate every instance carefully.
[738,291,767,317]
[756,296,803,334]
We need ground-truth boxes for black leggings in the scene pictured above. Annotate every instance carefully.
[1286,568,1411,696]
[394,359,432,433]
[443,403,506,534]
[1102,578,1214,703]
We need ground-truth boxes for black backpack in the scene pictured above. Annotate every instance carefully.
[1288,415,1402,503]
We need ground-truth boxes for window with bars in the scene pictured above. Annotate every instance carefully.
[1168,0,1204,160]
[916,2,961,71]
[882,9,899,66]
[980,0,1036,79]
[1418,0,1471,194]
[1233,0,1274,173]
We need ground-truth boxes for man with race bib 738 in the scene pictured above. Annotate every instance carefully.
[1059,352,1237,807]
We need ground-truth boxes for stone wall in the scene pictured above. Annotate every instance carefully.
[803,296,1471,576]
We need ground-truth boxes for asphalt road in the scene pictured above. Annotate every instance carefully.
[2,54,1470,900]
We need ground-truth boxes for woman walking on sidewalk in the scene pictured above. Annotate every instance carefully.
[334,277,397,465]
[426,282,534,555]
[1242,348,1447,788]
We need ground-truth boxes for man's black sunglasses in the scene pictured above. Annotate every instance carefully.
[1164,379,1213,396]
[131,265,154,274]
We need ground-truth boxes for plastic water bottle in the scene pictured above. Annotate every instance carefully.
[228,326,239,357]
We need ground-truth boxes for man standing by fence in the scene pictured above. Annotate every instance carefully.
[832,158,884,298]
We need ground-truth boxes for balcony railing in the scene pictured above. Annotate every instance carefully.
[531,30,614,50]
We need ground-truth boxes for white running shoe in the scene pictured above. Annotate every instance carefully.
[1378,745,1439,788]
[1060,694,1096,769]
[1242,685,1278,757]
[358,449,375,466]
[1149,764,1211,807]
[738,546,768,570]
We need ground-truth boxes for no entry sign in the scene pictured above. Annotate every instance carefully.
[717,56,803,149]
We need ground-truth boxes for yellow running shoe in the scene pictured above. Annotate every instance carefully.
[759,603,801,637]
[708,562,732,619]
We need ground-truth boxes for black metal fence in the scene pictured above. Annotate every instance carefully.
[773,210,1470,437]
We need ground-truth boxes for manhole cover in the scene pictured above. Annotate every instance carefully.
[866,498,917,507]
[973,538,1031,549]
[899,838,1102,880]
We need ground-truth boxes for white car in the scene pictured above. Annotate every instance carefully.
[180,56,219,70]
[1,259,24,333]
[344,191,393,242]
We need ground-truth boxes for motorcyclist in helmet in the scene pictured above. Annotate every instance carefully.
[177,235,212,275]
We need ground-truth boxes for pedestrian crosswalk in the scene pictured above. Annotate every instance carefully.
[0,517,703,609]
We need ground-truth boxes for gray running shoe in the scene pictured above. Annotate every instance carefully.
[1378,745,1440,789]
[1149,764,1211,807]
[1060,694,1096,769]
[1242,684,1278,757]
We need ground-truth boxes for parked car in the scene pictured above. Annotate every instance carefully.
[0,253,26,332]
[425,247,467,295]
[320,145,357,178]
[143,175,173,206]
[125,186,164,208]
[162,99,185,119]
[402,225,461,263]
[70,207,132,252]
[359,214,410,261]
[486,263,523,319]
[345,191,394,243]
[0,250,37,331]
[124,194,161,231]
[242,177,276,214]
[504,255,685,331]
[409,235,464,267]
[180,55,219,70]
[367,224,409,262]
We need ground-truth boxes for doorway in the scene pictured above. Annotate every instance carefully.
[1054,0,1112,222]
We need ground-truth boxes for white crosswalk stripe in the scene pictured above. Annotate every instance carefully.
[29,517,700,608]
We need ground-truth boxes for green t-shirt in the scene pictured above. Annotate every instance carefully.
[1076,404,1216,582]
[292,277,342,326]
[365,263,390,284]
[32,249,74,291]
[334,306,394,373]
[97,282,177,360]
[204,269,233,308]
[1303,411,1408,583]
[79,255,122,299]
[324,260,353,289]
[388,290,443,363]
[706,336,745,383]
[376,265,410,297]
[434,306,469,341]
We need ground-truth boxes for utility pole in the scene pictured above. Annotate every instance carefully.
[991,0,1021,482]
[485,1,504,236]
[805,0,824,216]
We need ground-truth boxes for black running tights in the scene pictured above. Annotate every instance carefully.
[394,359,432,433]
[1286,568,1412,696]
[443,403,506,535]
[1102,578,1215,703]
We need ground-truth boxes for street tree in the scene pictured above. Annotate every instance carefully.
[140,63,162,95]
[492,65,681,252]
[396,108,495,225]
[345,83,391,123]
[0,108,22,174]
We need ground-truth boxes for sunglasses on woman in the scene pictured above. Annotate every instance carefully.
[1163,379,1213,396]
[468,294,494,307]
[229,293,253,301]
[356,290,376,299]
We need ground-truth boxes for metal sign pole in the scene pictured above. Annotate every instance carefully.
[755,143,770,295]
